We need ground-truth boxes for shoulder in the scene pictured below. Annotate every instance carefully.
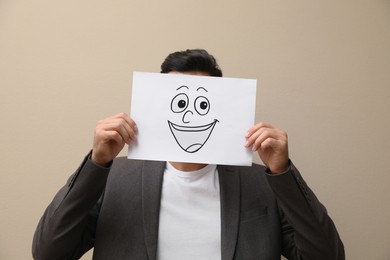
[217,163,270,189]
[218,163,267,176]
[218,163,278,215]
[111,156,145,171]
[109,157,165,179]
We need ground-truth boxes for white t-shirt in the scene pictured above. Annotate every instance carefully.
[156,162,221,260]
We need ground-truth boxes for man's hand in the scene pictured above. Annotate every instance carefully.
[245,122,289,174]
[91,113,137,167]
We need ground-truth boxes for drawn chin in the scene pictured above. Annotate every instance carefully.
[168,119,219,153]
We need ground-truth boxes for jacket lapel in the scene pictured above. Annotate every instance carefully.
[142,160,166,260]
[218,165,241,260]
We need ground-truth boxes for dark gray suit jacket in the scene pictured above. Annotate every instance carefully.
[32,153,344,260]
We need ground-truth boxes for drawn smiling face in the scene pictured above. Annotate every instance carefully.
[168,85,219,153]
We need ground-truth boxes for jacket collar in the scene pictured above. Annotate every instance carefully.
[142,160,165,260]
[218,165,241,260]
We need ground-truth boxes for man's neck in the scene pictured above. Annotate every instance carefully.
[168,161,208,172]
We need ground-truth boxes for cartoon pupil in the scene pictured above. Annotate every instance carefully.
[168,86,219,153]
[194,96,210,115]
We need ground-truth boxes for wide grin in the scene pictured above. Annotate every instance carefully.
[167,119,219,153]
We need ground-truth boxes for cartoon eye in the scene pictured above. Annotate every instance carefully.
[194,96,210,115]
[171,93,189,113]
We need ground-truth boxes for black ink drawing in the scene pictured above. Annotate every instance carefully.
[168,85,219,153]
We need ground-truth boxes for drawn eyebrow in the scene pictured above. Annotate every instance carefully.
[176,85,189,91]
[196,87,208,92]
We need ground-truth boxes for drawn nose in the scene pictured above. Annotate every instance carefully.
[182,110,193,124]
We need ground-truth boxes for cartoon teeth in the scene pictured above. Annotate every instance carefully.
[168,119,219,153]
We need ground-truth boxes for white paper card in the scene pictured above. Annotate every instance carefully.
[128,72,257,166]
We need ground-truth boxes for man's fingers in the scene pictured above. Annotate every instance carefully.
[251,131,279,151]
[121,113,138,133]
[103,130,125,145]
[246,122,275,138]
[100,121,133,144]
[112,112,138,131]
[97,114,137,144]
[115,113,138,142]
[253,137,284,152]
[245,122,289,173]
[92,113,138,166]
[245,126,286,149]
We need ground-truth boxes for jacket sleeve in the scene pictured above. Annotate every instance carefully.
[265,162,345,260]
[32,152,111,260]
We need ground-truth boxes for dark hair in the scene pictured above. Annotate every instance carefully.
[160,49,222,77]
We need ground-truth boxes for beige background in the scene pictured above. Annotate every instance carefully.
[1,0,389,259]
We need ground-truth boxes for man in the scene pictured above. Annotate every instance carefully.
[32,49,344,260]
